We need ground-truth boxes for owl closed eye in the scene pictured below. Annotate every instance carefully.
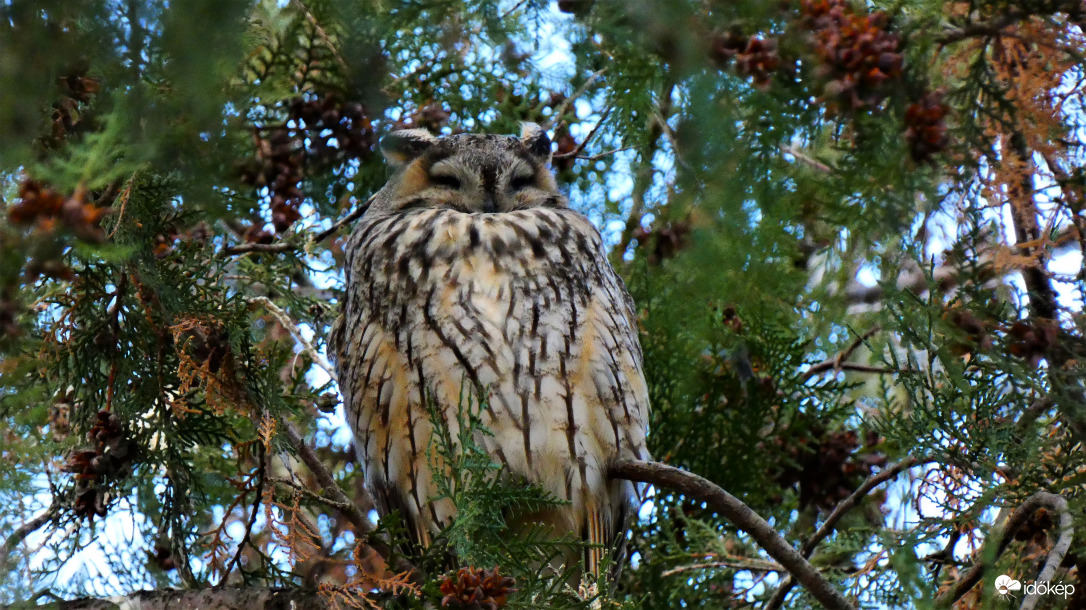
[373,123,563,214]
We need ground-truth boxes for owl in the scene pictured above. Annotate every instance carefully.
[329,123,650,578]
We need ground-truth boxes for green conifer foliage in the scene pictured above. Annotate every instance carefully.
[2,0,1085,607]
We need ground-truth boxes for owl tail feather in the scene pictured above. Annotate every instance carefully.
[584,507,609,579]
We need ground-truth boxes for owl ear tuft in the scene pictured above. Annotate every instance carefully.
[381,129,438,167]
[519,122,552,162]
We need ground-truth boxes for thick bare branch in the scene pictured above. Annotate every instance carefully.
[661,556,785,577]
[1018,494,1073,610]
[49,586,338,609]
[609,459,855,610]
[223,241,297,255]
[934,491,1072,607]
[0,503,57,573]
[934,0,1085,44]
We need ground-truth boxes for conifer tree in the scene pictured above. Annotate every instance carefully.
[1,1,1084,608]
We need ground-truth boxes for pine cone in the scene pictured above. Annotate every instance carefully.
[904,91,949,162]
[439,567,516,610]
[801,0,903,111]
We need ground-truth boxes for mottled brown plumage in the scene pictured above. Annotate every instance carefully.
[329,124,649,577]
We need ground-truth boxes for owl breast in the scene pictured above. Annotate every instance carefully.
[336,207,650,573]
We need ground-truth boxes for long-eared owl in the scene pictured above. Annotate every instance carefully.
[329,123,650,576]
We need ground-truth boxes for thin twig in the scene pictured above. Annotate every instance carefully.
[803,327,882,380]
[106,174,137,239]
[268,476,359,515]
[499,0,530,19]
[764,457,926,610]
[934,491,1072,608]
[610,459,855,610]
[821,363,908,376]
[218,443,267,586]
[781,145,834,174]
[248,296,336,382]
[934,14,1021,44]
[289,0,350,75]
[544,69,607,132]
[806,457,924,557]
[312,196,373,243]
[553,105,614,160]
[563,146,637,162]
[616,80,675,256]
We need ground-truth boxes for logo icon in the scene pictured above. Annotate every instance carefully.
[995,575,1022,597]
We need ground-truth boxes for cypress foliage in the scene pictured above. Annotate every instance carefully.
[1,0,1084,607]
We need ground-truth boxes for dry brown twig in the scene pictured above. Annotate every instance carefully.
[278,419,420,582]
[217,443,267,586]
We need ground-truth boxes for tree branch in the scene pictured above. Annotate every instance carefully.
[803,326,881,380]
[934,0,1085,44]
[218,443,266,586]
[934,491,1071,607]
[0,503,58,574]
[1021,494,1073,610]
[223,241,297,255]
[248,295,336,381]
[609,459,855,610]
[661,556,785,577]
[764,457,926,609]
[781,145,834,174]
[49,586,342,609]
[616,81,675,257]
[223,194,374,256]
[934,15,1022,44]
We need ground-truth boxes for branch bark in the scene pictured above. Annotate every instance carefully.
[764,457,926,609]
[934,491,1072,607]
[934,0,1086,44]
[223,194,373,256]
[609,459,855,610]
[0,503,58,574]
[49,586,339,609]
[1020,494,1073,610]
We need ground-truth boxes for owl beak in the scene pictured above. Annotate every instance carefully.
[481,195,500,214]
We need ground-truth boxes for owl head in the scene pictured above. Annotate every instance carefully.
[369,123,565,214]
